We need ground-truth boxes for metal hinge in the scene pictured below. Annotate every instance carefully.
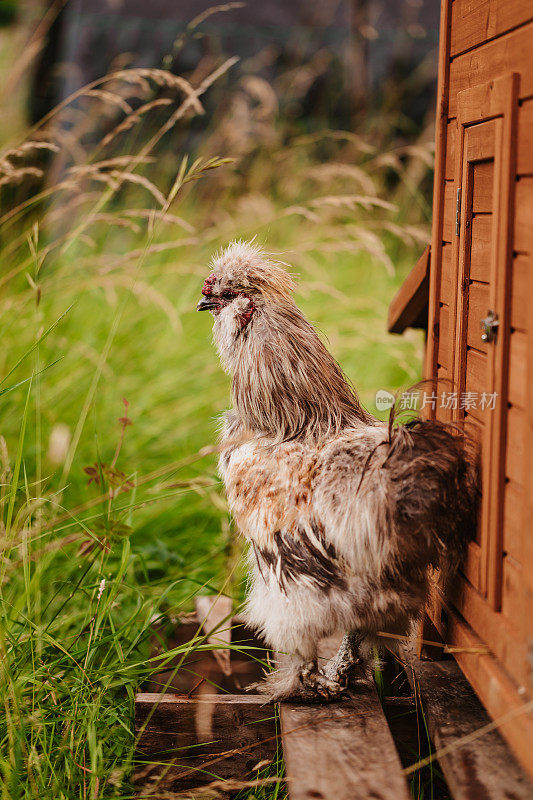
[455,186,461,236]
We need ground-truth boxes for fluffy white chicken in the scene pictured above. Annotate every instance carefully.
[197,241,477,701]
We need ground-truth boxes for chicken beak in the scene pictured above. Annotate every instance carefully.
[197,296,218,311]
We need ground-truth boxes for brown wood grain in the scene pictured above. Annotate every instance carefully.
[135,693,278,792]
[445,119,456,181]
[445,612,533,779]
[449,22,533,118]
[450,0,533,58]
[470,215,492,282]
[501,554,524,623]
[511,256,529,331]
[503,479,524,563]
[387,246,429,334]
[464,348,490,428]
[425,0,454,419]
[472,161,494,214]
[440,243,454,307]
[436,364,453,422]
[525,180,533,702]
[437,303,450,370]
[517,98,533,176]
[509,332,527,408]
[447,577,528,688]
[400,650,533,799]
[280,692,410,800]
[442,181,456,243]
[515,178,533,254]
[276,636,411,800]
[466,281,490,354]
[506,404,526,486]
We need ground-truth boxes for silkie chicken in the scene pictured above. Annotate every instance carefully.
[197,241,477,701]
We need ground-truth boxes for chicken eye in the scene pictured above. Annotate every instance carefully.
[221,291,236,300]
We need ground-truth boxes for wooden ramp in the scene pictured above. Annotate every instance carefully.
[280,636,410,800]
[400,648,533,800]
[134,604,533,798]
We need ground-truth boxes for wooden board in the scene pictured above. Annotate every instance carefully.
[445,611,533,780]
[135,693,278,793]
[437,304,450,370]
[280,637,411,800]
[503,479,524,562]
[400,651,533,800]
[425,0,453,409]
[512,256,528,332]
[451,0,533,58]
[387,246,429,334]
[449,21,533,118]
[515,178,533,254]
[443,181,456,243]
[517,98,533,176]
[445,120,456,181]
[470,216,492,282]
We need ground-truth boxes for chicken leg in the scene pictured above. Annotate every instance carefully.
[323,632,365,686]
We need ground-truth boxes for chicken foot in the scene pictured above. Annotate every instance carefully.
[322,632,365,687]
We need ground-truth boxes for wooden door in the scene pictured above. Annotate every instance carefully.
[450,74,520,642]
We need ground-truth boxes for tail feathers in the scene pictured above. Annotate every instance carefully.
[385,418,480,576]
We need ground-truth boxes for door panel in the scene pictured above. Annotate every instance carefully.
[450,74,520,628]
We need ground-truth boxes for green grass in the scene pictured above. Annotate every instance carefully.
[0,16,430,797]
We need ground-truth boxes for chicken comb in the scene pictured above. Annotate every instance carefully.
[202,274,217,296]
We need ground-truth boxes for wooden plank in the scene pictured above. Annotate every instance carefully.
[440,243,454,307]
[466,281,489,354]
[448,22,533,118]
[517,98,533,176]
[511,256,528,331]
[506,404,526,486]
[470,215,492,283]
[452,575,527,686]
[195,595,233,676]
[425,0,453,419]
[465,348,487,395]
[509,332,527,408]
[445,611,533,780]
[400,650,533,799]
[281,699,411,800]
[443,181,456,243]
[451,0,533,58]
[445,119,456,181]
[472,161,494,214]
[280,639,410,796]
[280,637,410,800]
[437,303,450,369]
[503,479,524,562]
[515,179,533,254]
[524,187,533,702]
[135,694,278,792]
[485,72,520,610]
[501,554,524,623]
[387,245,429,333]
[436,364,453,422]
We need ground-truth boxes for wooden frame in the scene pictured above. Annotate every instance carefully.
[450,74,520,606]
[135,611,533,796]
[425,0,453,412]
[387,246,430,334]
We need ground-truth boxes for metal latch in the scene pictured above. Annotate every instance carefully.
[455,187,461,236]
[480,310,499,343]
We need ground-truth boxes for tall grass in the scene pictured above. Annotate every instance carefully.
[0,7,430,797]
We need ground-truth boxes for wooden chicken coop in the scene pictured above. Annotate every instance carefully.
[389,0,533,781]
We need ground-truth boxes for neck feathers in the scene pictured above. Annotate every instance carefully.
[222,300,373,441]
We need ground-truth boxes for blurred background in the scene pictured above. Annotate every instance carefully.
[0,1,435,796]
